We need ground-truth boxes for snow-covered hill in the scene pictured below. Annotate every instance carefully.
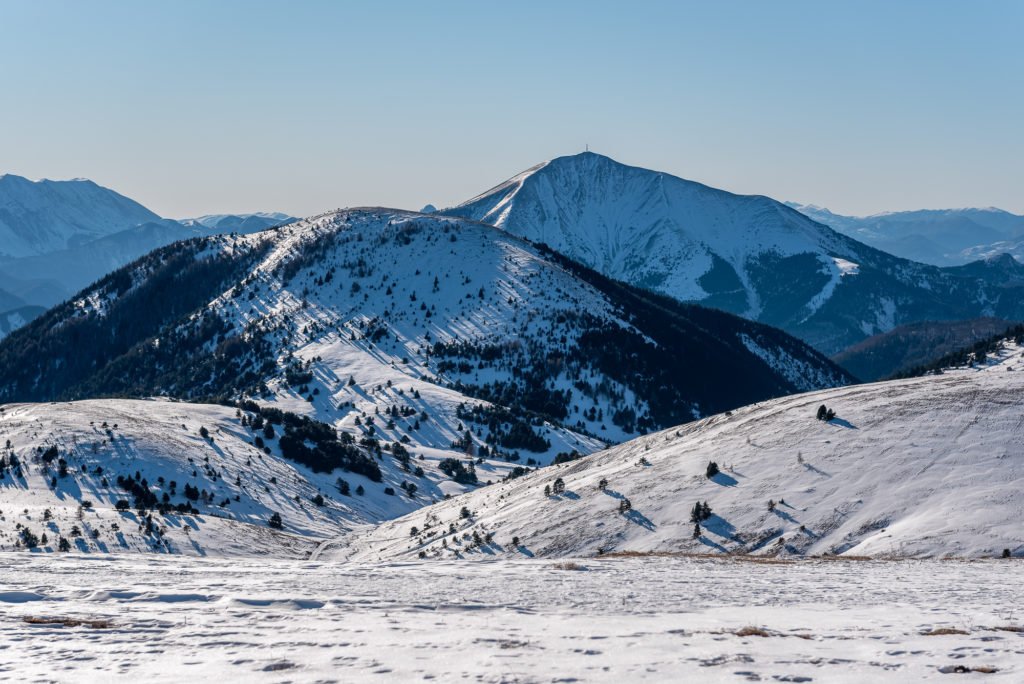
[445,153,1024,355]
[789,203,1024,266]
[0,174,160,259]
[0,208,851,449]
[0,399,527,557]
[323,340,1024,561]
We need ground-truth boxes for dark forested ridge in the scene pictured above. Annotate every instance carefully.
[891,322,1024,379]
[0,236,272,402]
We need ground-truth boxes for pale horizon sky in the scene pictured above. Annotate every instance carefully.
[1,1,1022,219]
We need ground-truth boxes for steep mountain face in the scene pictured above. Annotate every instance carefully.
[445,153,1024,355]
[0,208,851,460]
[323,340,1024,562]
[832,317,1019,381]
[788,203,1024,266]
[0,174,161,259]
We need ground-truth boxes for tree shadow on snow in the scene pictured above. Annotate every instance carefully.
[561,491,581,500]
[698,536,728,553]
[772,508,797,523]
[702,514,735,539]
[802,463,830,477]
[828,417,857,430]
[710,472,738,487]
[602,489,626,500]
[514,545,534,558]
[623,510,655,531]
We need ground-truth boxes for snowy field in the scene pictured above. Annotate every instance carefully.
[2,554,1022,682]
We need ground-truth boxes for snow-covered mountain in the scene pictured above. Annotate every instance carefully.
[323,337,1024,562]
[0,215,296,314]
[788,203,1024,266]
[445,153,1024,355]
[182,212,295,230]
[0,174,161,259]
[0,208,850,442]
[0,174,295,337]
[0,207,854,555]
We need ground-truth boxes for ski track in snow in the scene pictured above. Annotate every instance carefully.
[1,554,1022,682]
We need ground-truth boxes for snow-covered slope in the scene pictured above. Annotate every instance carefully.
[446,153,1024,355]
[324,340,1024,561]
[0,208,855,550]
[0,174,160,259]
[0,208,850,446]
[0,399,527,557]
[788,203,1024,266]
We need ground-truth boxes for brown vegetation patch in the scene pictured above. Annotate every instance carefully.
[991,625,1024,633]
[23,616,114,629]
[551,561,586,570]
[922,627,969,636]
[733,626,771,637]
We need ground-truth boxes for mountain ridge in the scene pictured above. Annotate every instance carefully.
[444,152,1024,355]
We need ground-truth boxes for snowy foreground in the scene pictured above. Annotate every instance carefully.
[2,554,1022,682]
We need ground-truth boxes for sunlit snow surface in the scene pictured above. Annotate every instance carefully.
[2,554,1022,682]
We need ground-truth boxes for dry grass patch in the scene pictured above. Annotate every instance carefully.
[734,626,771,637]
[551,561,586,570]
[23,617,114,629]
[991,625,1024,633]
[921,627,969,636]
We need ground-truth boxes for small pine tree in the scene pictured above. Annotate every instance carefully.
[598,478,608,490]
[552,477,566,494]
[1003,548,1012,558]
[618,498,632,513]
[58,536,71,552]
[706,461,720,478]
[268,512,284,529]
[768,499,775,512]
[693,523,701,539]
[816,405,827,421]
[512,536,520,547]
[460,506,471,519]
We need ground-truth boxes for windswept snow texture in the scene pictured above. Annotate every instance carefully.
[446,153,1024,355]
[2,554,1022,682]
[326,341,1024,562]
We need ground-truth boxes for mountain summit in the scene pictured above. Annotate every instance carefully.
[446,153,1024,354]
[0,174,160,259]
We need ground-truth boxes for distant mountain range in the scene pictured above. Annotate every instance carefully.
[445,152,1024,355]
[786,203,1024,267]
[0,174,295,338]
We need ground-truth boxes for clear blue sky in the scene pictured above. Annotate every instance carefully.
[2,1,1021,218]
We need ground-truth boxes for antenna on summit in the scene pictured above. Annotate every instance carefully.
[585,143,589,152]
